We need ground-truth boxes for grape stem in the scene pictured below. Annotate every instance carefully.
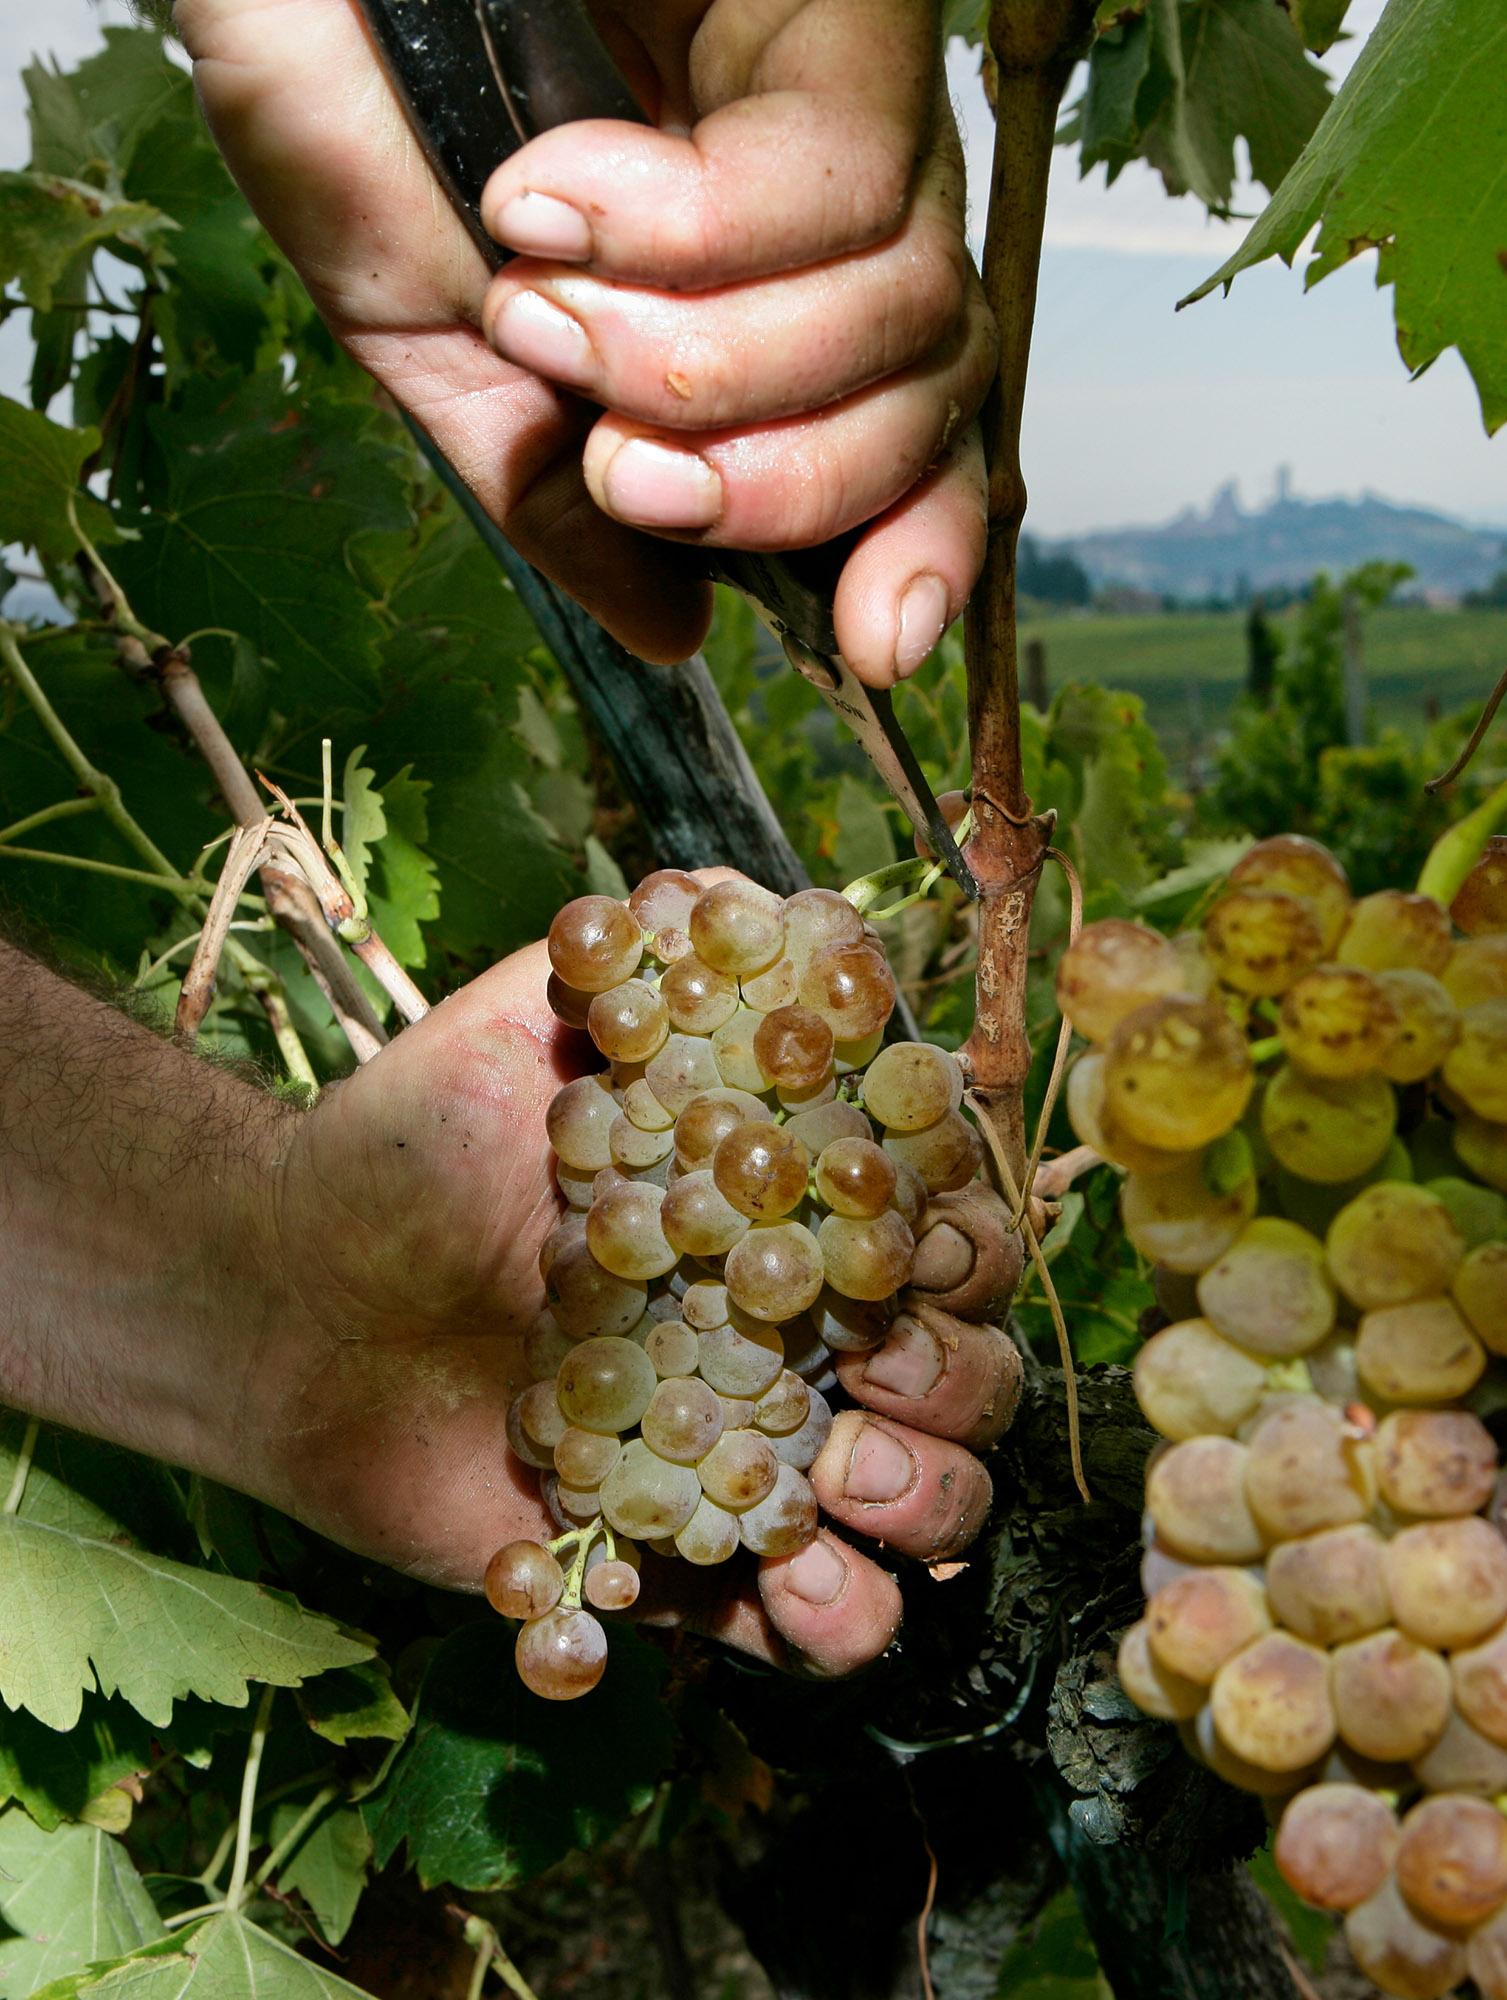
[546,1518,613,1606]
[2,1416,39,1515]
[455,1910,542,2000]
[225,1685,275,1911]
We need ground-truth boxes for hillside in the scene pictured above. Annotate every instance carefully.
[1053,477,1505,603]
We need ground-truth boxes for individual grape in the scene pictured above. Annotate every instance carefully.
[674,1088,771,1171]
[1472,1904,1507,2000]
[1430,1175,1507,1248]
[1182,1702,1313,1798]
[1054,919,1189,1045]
[1261,1063,1397,1184]
[777,1074,837,1115]
[815,1136,897,1218]
[1145,1435,1264,1563]
[600,1439,702,1537]
[1453,1621,1507,1746]
[1102,998,1253,1151]
[609,1113,674,1172]
[718,1394,757,1429]
[546,972,593,1029]
[1266,1524,1391,1647]
[888,1158,929,1229]
[586,1181,678,1281]
[785,1099,871,1155]
[515,1605,608,1700]
[1338,889,1453,976]
[1455,1111,1507,1193]
[555,1160,600,1212]
[742,956,800,1012]
[1132,1319,1267,1440]
[697,1429,780,1509]
[1453,836,1507,936]
[696,1315,785,1397]
[1115,1619,1204,1721]
[587,979,669,1065]
[1245,1401,1377,1541]
[548,895,643,993]
[1345,1875,1468,2000]
[524,1309,575,1381]
[644,1032,723,1115]
[781,887,866,973]
[771,1385,834,1469]
[546,1241,648,1339]
[1229,835,1352,952]
[680,1279,730,1331]
[1325,1183,1466,1311]
[514,1380,567,1457]
[1395,1794,1507,1931]
[798,942,897,1041]
[1332,1628,1452,1763]
[1274,1783,1398,1912]
[1385,1517,1507,1651]
[1064,1051,1193,1176]
[1356,1296,1486,1404]
[811,1285,892,1354]
[643,1318,698,1379]
[754,1370,811,1437]
[752,1006,834,1092]
[583,1558,641,1611]
[1442,934,1507,1007]
[1203,887,1324,996]
[554,1426,621,1489]
[818,1210,915,1302]
[1278,964,1399,1079]
[739,1463,819,1555]
[1412,1705,1507,1796]
[1455,1242,1507,1351]
[1443,999,1507,1121]
[1195,1216,1335,1356]
[659,955,740,1035]
[484,1540,564,1620]
[1144,1565,1271,1682]
[1377,970,1460,1082]
[710,1006,771,1093]
[629,868,702,936]
[881,1110,984,1194]
[689,879,786,976]
[1121,1155,1258,1274]
[833,1029,884,1076]
[861,1042,965,1133]
[1376,1408,1499,1518]
[724,1221,826,1321]
[713,1125,811,1221]
[651,926,693,964]
[555,1335,658,1433]
[675,1494,741,1564]
[1209,1632,1336,1772]
[546,1073,619,1173]
[640,1376,724,1465]
[660,1170,750,1259]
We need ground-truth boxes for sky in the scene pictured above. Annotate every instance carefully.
[2,1,1501,540]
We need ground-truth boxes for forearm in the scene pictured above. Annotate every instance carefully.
[0,941,295,1474]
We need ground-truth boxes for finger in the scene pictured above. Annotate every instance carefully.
[808,1411,993,1561]
[480,2,944,288]
[759,1530,904,1677]
[832,428,986,688]
[834,1309,1023,1451]
[578,285,996,548]
[480,158,968,432]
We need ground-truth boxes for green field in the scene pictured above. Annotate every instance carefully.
[1019,604,1507,772]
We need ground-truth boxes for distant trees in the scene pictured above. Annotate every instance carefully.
[1017,535,1092,607]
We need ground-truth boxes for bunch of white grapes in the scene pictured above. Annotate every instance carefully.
[1061,832,1507,1998]
[487,869,991,1700]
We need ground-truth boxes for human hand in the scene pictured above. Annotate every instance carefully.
[177,0,994,686]
[250,930,1016,1677]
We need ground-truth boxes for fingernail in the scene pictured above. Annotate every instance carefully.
[862,1319,944,1398]
[492,191,592,262]
[894,573,950,678]
[843,1421,919,1503]
[603,438,722,529]
[490,291,595,386]
[785,1537,848,1605]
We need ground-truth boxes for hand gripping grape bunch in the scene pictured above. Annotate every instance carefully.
[484,869,1022,1701]
[1060,833,1507,1999]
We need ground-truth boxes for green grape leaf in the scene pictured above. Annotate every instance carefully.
[1289,0,1353,52]
[830,773,897,886]
[110,377,411,709]
[269,1804,372,1947]
[366,1622,674,1891]
[993,1886,1110,1998]
[366,767,441,970]
[296,1663,410,1747]
[0,398,113,562]
[339,745,385,904]
[0,1813,163,1998]
[26,1912,379,1999]
[24,29,184,182]
[1183,0,1507,433]
[0,1698,155,1834]
[0,174,170,314]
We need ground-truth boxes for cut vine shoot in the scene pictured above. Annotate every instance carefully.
[487,870,1019,1699]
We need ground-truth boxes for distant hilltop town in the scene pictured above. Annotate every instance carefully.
[1047,471,1505,605]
